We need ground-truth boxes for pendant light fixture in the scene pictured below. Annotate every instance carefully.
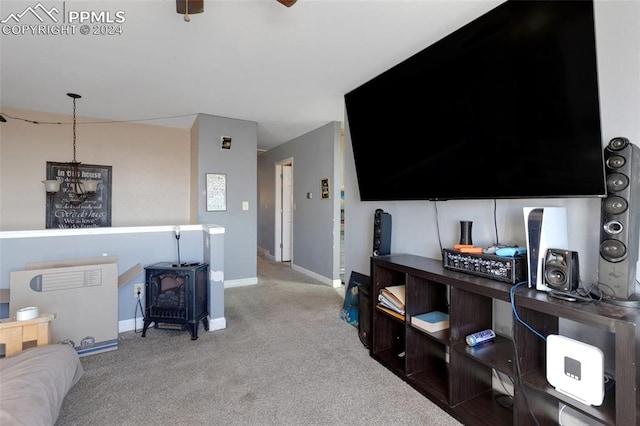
[42,93,98,206]
[277,0,298,6]
[176,0,204,22]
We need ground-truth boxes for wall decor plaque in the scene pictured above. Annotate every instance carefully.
[45,161,112,229]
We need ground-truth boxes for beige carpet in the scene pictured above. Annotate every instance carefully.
[56,257,462,425]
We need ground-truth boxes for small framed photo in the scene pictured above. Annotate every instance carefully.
[320,177,331,199]
[221,136,232,150]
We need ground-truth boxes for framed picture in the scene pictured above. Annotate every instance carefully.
[45,161,112,229]
[321,177,331,199]
[206,173,227,211]
[221,136,232,150]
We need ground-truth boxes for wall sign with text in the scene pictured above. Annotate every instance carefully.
[206,173,227,211]
[45,161,112,229]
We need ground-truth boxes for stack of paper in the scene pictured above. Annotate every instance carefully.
[377,284,405,315]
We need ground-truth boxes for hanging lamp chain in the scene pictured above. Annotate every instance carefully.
[72,95,77,163]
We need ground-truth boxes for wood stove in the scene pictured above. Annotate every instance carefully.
[142,262,209,340]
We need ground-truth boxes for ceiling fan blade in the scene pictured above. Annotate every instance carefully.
[277,0,298,7]
[176,0,204,15]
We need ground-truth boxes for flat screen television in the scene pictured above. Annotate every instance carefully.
[345,0,606,201]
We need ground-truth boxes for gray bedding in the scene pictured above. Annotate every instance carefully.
[0,344,83,426]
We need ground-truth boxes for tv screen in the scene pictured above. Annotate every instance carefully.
[345,0,606,201]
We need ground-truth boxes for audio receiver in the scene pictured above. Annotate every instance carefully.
[442,248,528,284]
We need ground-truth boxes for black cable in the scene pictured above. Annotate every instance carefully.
[492,368,514,409]
[134,294,145,333]
[495,393,513,409]
[0,111,198,125]
[434,201,443,258]
[594,279,640,308]
[493,199,499,245]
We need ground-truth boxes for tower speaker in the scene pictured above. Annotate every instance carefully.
[373,209,391,257]
[523,207,568,291]
[598,137,640,301]
[544,249,580,292]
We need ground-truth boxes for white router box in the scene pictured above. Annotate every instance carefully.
[546,334,604,406]
[523,207,569,291]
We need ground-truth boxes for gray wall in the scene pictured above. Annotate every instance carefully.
[257,122,342,285]
[343,1,640,343]
[194,114,258,285]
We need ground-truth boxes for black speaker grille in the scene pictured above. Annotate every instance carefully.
[600,239,627,263]
[609,137,630,150]
[545,267,568,287]
[606,173,629,192]
[607,155,626,169]
[603,196,628,215]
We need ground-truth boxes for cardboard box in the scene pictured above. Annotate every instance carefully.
[10,258,119,356]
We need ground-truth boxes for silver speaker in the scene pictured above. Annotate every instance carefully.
[598,137,640,301]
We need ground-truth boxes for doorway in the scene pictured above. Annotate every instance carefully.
[275,158,293,263]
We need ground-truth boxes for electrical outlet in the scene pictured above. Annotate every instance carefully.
[133,283,144,298]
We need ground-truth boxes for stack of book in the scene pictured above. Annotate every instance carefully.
[377,284,405,317]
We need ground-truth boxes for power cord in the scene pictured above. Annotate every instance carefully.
[492,368,514,409]
[546,277,604,304]
[434,201,443,258]
[492,199,500,245]
[134,291,145,333]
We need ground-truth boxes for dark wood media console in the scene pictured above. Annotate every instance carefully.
[370,253,639,425]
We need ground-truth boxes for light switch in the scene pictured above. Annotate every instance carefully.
[242,201,249,211]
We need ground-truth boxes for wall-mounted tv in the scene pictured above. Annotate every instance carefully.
[345,0,606,201]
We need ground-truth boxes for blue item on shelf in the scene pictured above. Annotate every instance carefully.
[495,247,527,257]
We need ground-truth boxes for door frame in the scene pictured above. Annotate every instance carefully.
[274,157,293,262]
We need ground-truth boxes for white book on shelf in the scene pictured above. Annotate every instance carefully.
[411,311,449,333]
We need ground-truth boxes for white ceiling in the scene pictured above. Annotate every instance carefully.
[0,0,502,151]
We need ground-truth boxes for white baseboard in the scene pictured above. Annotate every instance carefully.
[224,277,258,288]
[119,317,144,333]
[207,315,226,331]
[291,263,339,287]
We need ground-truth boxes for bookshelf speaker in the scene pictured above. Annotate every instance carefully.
[373,209,391,256]
[544,249,579,292]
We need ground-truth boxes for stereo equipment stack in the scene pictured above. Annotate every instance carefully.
[442,249,527,284]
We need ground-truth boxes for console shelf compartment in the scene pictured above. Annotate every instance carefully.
[370,253,640,426]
